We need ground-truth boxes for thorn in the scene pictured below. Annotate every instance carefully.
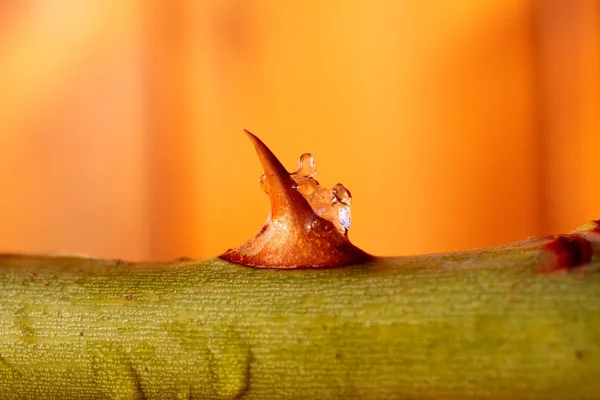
[220,131,372,268]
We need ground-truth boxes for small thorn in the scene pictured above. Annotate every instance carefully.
[220,131,372,268]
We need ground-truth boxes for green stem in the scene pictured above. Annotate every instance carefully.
[0,224,599,399]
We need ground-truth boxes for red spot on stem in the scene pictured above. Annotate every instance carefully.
[543,234,592,271]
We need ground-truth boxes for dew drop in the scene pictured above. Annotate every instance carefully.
[294,153,316,178]
[294,177,319,197]
[310,218,320,229]
[314,204,330,217]
[257,152,354,235]
[338,206,351,231]
[333,183,352,205]
[258,173,268,194]
[221,129,371,268]
[312,188,334,205]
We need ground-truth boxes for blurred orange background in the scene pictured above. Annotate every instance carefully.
[0,0,598,261]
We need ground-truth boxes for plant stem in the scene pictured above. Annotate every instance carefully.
[0,225,599,399]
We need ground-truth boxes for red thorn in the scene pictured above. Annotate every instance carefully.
[241,128,314,221]
[221,130,372,268]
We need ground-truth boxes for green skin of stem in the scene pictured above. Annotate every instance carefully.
[0,235,599,399]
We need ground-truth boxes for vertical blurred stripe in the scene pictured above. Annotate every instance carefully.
[145,1,200,260]
[347,0,540,255]
[534,0,600,235]
[0,1,150,260]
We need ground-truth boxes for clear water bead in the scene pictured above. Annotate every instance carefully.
[332,183,351,205]
[312,188,334,205]
[338,206,351,230]
[295,153,316,178]
[258,173,268,193]
[258,152,353,235]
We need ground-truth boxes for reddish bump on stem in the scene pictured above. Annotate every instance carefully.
[220,129,372,268]
[541,232,594,272]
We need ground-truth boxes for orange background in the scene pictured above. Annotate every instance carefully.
[0,0,598,261]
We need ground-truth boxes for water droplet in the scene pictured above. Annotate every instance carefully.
[338,206,351,231]
[257,152,354,235]
[333,183,352,205]
[258,173,268,194]
[310,218,320,229]
[314,204,330,217]
[222,130,372,267]
[312,188,334,205]
[294,177,319,197]
[295,153,316,178]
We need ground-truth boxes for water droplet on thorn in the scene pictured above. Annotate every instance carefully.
[219,129,372,268]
